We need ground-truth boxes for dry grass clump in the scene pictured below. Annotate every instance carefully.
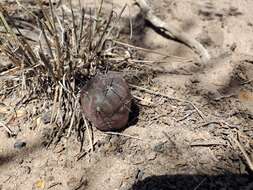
[0,0,144,143]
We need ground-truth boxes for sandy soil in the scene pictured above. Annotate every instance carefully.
[0,0,253,190]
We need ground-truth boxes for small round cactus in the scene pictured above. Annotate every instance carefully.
[80,72,132,131]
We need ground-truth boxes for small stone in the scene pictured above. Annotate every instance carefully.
[146,152,157,161]
[41,111,51,124]
[14,140,26,149]
[23,166,31,174]
[18,158,24,165]
[153,142,166,153]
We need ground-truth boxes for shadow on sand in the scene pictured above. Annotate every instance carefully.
[131,173,253,190]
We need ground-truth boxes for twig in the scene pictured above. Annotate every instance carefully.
[130,84,205,119]
[0,121,15,135]
[130,84,185,102]
[147,114,167,126]
[101,4,127,47]
[37,0,54,33]
[113,40,189,60]
[128,5,133,40]
[103,131,143,141]
[48,182,62,189]
[55,85,63,126]
[230,133,253,171]
[189,102,205,120]
[76,141,98,161]
[190,141,225,147]
[68,0,78,54]
[198,120,239,129]
[50,85,59,124]
[133,95,154,106]
[82,114,94,152]
[176,111,194,122]
[38,18,55,67]
[49,0,63,78]
[134,0,210,64]
[77,8,85,53]
[94,10,114,52]
[67,98,78,138]
[97,0,104,16]
[38,43,57,81]
[0,12,17,39]
[15,0,37,18]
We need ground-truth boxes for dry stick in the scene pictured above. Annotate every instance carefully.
[103,131,144,141]
[38,43,57,81]
[68,0,78,54]
[176,111,194,122]
[189,102,205,120]
[133,95,155,106]
[101,4,128,50]
[190,142,225,147]
[50,85,59,124]
[97,0,104,16]
[18,37,38,65]
[131,84,187,102]
[37,0,54,33]
[230,134,253,171]
[15,0,37,18]
[55,85,63,125]
[38,19,55,65]
[128,5,133,40]
[66,98,78,138]
[198,120,239,129]
[130,84,206,120]
[113,40,190,61]
[134,0,210,64]
[55,14,64,46]
[77,8,85,54]
[94,10,114,52]
[108,57,168,64]
[0,46,21,68]
[0,121,14,135]
[88,8,93,51]
[58,80,72,95]
[49,0,63,78]
[0,12,17,41]
[82,113,94,152]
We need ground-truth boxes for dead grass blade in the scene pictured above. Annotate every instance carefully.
[230,133,253,171]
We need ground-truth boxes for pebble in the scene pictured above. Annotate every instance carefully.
[14,140,27,149]
[153,142,165,153]
[146,152,157,161]
[41,111,51,124]
[22,166,31,174]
